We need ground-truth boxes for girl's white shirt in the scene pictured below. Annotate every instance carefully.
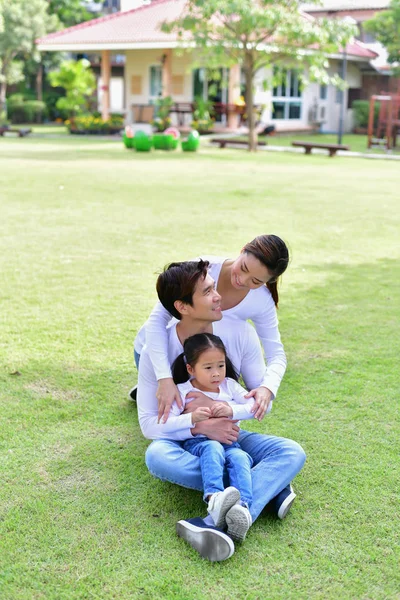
[170,378,272,434]
[137,320,272,440]
[134,256,286,398]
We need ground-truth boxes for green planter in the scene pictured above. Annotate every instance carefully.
[123,133,135,149]
[134,131,153,152]
[181,131,200,152]
[153,133,178,150]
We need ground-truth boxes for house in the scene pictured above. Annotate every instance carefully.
[302,1,393,102]
[37,0,379,133]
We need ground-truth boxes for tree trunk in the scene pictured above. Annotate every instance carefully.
[244,53,257,151]
[0,81,7,122]
[36,63,43,102]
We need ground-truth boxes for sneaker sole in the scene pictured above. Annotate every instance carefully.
[211,487,241,529]
[277,491,296,520]
[225,506,252,543]
[128,385,137,402]
[176,521,234,562]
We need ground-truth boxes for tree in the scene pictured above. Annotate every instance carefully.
[162,0,355,150]
[47,0,102,29]
[0,0,58,117]
[364,0,400,69]
[48,59,96,117]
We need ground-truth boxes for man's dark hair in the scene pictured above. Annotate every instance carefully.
[156,260,210,320]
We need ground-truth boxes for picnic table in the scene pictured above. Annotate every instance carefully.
[292,140,349,157]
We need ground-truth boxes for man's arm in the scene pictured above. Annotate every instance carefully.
[137,349,193,440]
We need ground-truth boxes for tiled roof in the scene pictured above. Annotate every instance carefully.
[37,0,378,60]
[302,1,390,12]
[37,0,187,48]
[346,41,378,58]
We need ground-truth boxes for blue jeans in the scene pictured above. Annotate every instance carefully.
[183,438,253,506]
[146,430,306,523]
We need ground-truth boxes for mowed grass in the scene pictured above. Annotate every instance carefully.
[0,137,399,600]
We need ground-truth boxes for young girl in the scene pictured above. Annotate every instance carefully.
[171,333,271,542]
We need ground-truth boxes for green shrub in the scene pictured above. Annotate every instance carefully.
[23,101,47,123]
[352,99,380,129]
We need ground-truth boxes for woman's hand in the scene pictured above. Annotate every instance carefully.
[245,386,273,421]
[191,407,212,424]
[211,402,233,418]
[156,378,182,424]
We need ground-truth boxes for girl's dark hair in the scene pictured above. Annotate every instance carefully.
[243,234,289,307]
[172,333,239,384]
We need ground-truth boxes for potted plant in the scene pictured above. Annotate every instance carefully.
[152,96,174,132]
[191,96,215,133]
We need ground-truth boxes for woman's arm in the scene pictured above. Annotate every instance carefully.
[250,291,287,396]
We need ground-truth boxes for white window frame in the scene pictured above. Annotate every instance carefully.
[272,69,302,120]
[149,65,162,102]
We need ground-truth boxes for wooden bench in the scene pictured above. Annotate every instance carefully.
[211,138,267,149]
[292,140,349,157]
[0,126,32,137]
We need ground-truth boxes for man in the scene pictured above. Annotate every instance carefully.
[137,260,306,561]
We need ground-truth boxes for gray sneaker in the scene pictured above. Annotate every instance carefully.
[176,518,234,562]
[207,486,241,528]
[225,504,252,542]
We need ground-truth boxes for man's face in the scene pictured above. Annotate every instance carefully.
[184,273,222,323]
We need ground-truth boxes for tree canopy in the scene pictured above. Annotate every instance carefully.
[364,0,400,68]
[0,0,58,115]
[162,0,356,149]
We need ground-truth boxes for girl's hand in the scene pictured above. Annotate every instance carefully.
[245,386,273,421]
[211,402,233,418]
[191,407,212,423]
[156,378,182,424]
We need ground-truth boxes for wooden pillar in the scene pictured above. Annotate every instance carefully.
[101,49,111,120]
[228,64,241,129]
[162,49,172,97]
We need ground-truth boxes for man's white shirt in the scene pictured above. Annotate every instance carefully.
[137,317,272,441]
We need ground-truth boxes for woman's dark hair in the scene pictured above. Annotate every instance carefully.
[243,234,289,307]
[172,333,239,384]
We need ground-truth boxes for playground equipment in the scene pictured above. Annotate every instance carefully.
[367,80,400,150]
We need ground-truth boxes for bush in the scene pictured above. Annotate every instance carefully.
[66,113,124,134]
[23,101,47,123]
[7,95,47,123]
[352,99,380,129]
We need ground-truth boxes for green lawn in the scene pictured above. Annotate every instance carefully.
[0,137,399,599]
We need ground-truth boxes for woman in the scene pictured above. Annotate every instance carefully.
[133,234,290,423]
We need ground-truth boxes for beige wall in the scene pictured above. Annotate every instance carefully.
[125,49,194,123]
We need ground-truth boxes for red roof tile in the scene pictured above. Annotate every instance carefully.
[37,0,377,61]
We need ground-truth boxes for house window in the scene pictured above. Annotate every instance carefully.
[320,84,327,100]
[150,65,162,99]
[272,69,302,120]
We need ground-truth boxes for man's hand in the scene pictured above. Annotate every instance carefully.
[191,407,212,424]
[156,378,182,424]
[211,402,233,419]
[194,418,239,445]
[245,386,273,421]
[182,391,214,413]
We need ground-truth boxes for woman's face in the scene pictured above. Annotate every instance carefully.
[230,251,271,290]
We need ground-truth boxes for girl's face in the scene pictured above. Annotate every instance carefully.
[187,347,226,392]
[230,251,271,290]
